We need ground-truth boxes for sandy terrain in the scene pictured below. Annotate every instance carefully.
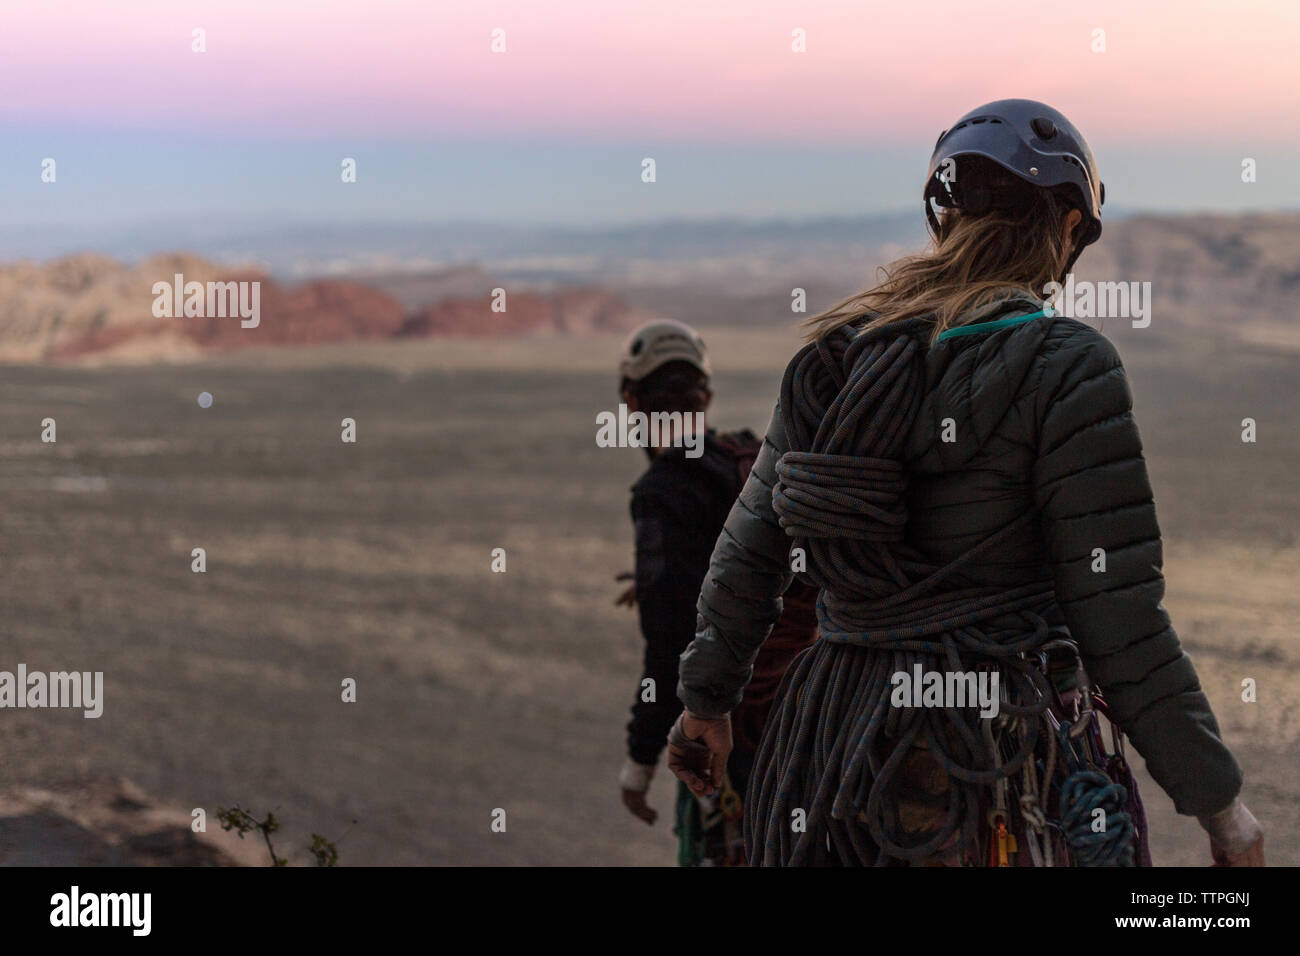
[0,324,1295,865]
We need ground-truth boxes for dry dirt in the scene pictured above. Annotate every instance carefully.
[0,324,1295,865]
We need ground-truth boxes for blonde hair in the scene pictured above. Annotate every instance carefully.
[804,162,1078,344]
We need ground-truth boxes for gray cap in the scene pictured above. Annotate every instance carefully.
[618,319,710,383]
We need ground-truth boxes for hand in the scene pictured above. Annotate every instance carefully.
[1211,837,1265,867]
[667,711,732,797]
[618,758,656,824]
[614,572,636,608]
[621,788,658,825]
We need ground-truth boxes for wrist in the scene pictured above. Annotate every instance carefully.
[619,758,656,792]
[1197,798,1262,855]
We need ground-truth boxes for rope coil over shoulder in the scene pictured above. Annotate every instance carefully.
[749,317,1063,865]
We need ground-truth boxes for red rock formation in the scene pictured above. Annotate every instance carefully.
[8,254,651,361]
[399,287,650,339]
[182,274,408,350]
[400,292,551,338]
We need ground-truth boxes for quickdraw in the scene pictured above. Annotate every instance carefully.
[677,775,747,867]
[1002,638,1144,867]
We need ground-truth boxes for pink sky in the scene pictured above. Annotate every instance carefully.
[2,0,1297,144]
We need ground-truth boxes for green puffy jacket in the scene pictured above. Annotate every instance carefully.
[678,295,1242,819]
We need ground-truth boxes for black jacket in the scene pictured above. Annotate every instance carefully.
[678,298,1243,818]
[626,432,740,766]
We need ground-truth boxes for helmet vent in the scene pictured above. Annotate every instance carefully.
[1031,117,1057,140]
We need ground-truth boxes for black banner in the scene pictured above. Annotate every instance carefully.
[0,866,1280,942]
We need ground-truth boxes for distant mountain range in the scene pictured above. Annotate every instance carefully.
[0,255,653,363]
[1,211,1295,362]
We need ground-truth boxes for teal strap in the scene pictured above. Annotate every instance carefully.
[937,309,1048,342]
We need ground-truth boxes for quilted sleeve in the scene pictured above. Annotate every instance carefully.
[1031,321,1242,817]
[677,401,797,718]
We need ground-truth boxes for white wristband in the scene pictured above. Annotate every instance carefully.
[618,758,656,792]
[1197,798,1262,856]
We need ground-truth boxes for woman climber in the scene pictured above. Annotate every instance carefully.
[665,99,1265,867]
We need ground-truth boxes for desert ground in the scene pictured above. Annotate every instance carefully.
[0,323,1295,865]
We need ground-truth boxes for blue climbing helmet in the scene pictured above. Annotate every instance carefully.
[923,99,1104,273]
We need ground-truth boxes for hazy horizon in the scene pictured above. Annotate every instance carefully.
[3,0,1297,252]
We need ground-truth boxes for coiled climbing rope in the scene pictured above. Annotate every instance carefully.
[1059,770,1135,866]
[748,317,1061,865]
[1054,718,1137,867]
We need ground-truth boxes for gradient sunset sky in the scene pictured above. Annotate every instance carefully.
[2,0,1297,239]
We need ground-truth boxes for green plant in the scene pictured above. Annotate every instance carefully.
[216,805,343,867]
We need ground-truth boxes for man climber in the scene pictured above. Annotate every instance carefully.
[612,318,817,866]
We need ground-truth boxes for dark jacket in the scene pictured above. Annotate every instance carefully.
[678,298,1243,818]
[627,431,815,765]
